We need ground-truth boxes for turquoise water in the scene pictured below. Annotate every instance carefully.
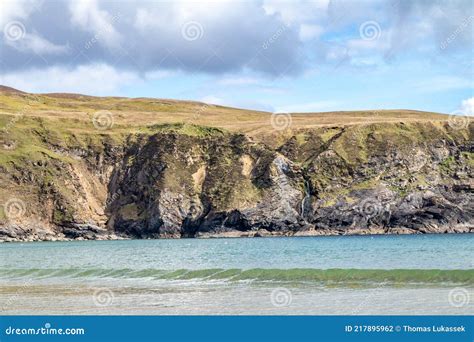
[0,234,473,314]
[2,234,473,270]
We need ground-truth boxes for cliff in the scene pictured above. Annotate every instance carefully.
[0,87,472,241]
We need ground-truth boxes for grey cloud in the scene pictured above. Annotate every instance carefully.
[387,0,473,55]
[0,0,471,76]
[0,0,304,76]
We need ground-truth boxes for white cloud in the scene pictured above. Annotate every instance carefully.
[199,95,274,112]
[200,95,226,106]
[299,24,323,41]
[263,0,329,25]
[230,99,275,112]
[69,0,122,48]
[0,0,40,26]
[0,63,141,95]
[134,0,236,33]
[0,0,65,55]
[6,33,69,55]
[130,0,304,75]
[461,97,474,115]
[2,0,471,79]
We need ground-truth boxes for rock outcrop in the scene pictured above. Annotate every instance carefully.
[1,118,473,241]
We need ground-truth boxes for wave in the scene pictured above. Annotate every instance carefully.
[1,268,473,286]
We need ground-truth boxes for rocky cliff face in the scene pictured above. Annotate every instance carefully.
[0,120,473,241]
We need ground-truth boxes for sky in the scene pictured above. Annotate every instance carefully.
[0,0,473,114]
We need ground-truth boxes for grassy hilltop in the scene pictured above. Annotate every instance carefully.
[0,84,452,137]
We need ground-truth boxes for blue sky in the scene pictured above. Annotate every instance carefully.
[0,0,473,114]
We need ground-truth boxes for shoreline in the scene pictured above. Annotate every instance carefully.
[1,224,473,243]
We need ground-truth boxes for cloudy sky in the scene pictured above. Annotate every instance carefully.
[0,0,472,114]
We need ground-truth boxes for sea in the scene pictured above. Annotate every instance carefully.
[0,234,472,315]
